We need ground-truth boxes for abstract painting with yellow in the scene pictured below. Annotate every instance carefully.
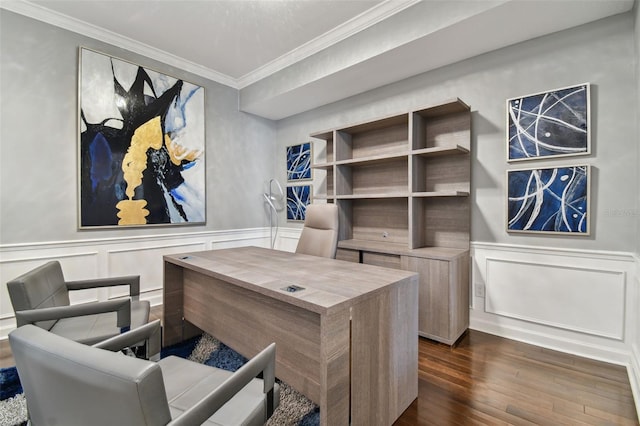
[79,48,205,227]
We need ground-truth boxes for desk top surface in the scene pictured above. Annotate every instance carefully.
[164,246,417,314]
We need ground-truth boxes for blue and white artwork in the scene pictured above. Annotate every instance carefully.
[79,48,205,228]
[508,83,590,161]
[287,185,312,221]
[507,165,589,234]
[286,143,312,181]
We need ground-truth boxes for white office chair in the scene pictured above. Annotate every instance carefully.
[295,203,339,259]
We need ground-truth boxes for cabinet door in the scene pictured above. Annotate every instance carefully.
[336,248,359,263]
[362,252,402,270]
[401,256,450,341]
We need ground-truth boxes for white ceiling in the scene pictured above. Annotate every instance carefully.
[28,0,385,79]
[2,0,636,119]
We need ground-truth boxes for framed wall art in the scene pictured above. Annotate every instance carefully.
[507,83,590,161]
[507,164,589,235]
[78,47,206,228]
[287,185,312,221]
[286,142,312,181]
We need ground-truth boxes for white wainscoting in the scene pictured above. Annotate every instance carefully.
[0,227,286,339]
[471,242,638,366]
[485,258,626,340]
[630,254,640,421]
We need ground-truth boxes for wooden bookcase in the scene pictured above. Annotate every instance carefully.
[310,99,471,345]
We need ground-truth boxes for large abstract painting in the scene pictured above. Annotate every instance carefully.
[78,48,205,228]
[287,185,312,221]
[286,142,312,181]
[507,83,590,161]
[507,165,589,234]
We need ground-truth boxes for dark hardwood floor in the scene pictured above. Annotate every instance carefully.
[395,331,638,425]
[2,307,638,425]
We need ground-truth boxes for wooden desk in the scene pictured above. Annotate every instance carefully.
[163,246,418,426]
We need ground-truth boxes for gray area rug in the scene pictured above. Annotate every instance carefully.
[0,333,319,426]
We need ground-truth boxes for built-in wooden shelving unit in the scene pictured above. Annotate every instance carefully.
[310,98,471,345]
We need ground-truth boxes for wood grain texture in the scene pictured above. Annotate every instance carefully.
[449,254,469,341]
[163,247,418,426]
[326,135,334,163]
[336,199,353,241]
[351,275,418,425]
[183,269,323,402]
[402,256,450,340]
[163,262,185,346]
[420,153,470,193]
[421,111,471,151]
[310,101,471,346]
[319,309,350,426]
[349,122,408,160]
[350,158,408,195]
[351,198,408,244]
[335,164,353,196]
[326,166,334,196]
[401,255,469,345]
[337,239,467,261]
[362,251,401,270]
[410,197,426,250]
[335,247,359,263]
[394,331,639,426]
[335,130,353,162]
[421,196,470,250]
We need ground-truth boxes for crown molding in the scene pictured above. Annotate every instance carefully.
[236,0,422,89]
[1,0,420,92]
[0,0,238,88]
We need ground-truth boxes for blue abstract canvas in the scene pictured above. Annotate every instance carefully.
[508,165,589,234]
[79,48,205,228]
[287,143,312,181]
[287,185,312,221]
[508,83,589,161]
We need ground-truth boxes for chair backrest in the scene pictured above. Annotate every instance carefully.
[7,261,70,331]
[295,203,339,258]
[9,324,172,426]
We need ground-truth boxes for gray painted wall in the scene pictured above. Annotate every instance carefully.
[635,0,640,256]
[0,10,276,245]
[277,12,639,253]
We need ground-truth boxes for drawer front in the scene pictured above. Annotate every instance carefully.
[362,252,401,270]
[336,248,360,263]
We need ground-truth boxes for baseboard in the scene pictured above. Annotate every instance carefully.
[630,342,640,423]
[470,312,630,366]
[630,253,640,422]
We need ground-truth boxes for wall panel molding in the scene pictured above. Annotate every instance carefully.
[471,241,637,366]
[106,242,207,299]
[0,228,276,339]
[632,328,640,422]
[472,241,635,262]
[485,257,626,340]
[630,254,640,420]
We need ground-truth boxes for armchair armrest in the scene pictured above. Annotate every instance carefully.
[15,299,131,328]
[94,319,161,360]
[168,343,277,426]
[66,275,141,299]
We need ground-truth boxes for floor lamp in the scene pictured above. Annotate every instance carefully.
[263,179,284,249]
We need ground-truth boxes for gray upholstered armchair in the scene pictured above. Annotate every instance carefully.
[9,320,279,426]
[295,203,339,259]
[7,260,150,345]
